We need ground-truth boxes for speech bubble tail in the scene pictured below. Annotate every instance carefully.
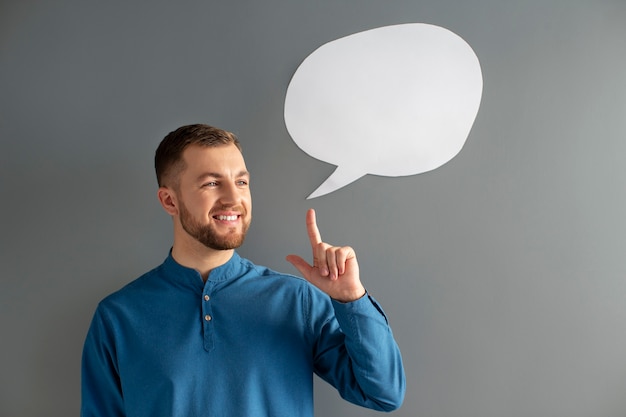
[307,166,364,199]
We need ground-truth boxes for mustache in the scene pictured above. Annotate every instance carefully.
[209,206,248,215]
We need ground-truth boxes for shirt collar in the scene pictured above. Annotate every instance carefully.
[161,250,245,288]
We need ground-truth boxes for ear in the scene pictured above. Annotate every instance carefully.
[157,186,179,216]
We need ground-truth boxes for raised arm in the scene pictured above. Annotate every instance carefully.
[287,209,406,411]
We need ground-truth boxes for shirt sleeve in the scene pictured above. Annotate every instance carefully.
[310,291,406,411]
[81,305,126,417]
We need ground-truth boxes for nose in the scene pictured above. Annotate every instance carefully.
[218,182,239,205]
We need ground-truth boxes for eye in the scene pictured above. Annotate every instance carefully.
[202,181,218,188]
[236,180,249,186]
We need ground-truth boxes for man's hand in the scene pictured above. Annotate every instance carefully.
[286,209,366,303]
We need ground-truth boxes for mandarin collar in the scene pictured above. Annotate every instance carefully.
[162,250,245,288]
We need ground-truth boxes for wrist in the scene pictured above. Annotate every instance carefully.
[333,287,367,303]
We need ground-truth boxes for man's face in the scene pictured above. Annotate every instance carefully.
[174,143,251,251]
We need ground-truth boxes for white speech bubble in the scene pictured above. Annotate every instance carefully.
[284,23,483,199]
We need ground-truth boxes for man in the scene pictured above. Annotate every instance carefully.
[81,124,405,416]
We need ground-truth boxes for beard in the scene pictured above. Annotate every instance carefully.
[178,200,250,251]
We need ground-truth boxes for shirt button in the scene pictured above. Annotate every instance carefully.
[204,295,210,301]
[204,315,212,321]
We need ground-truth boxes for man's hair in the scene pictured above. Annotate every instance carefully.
[155,124,242,188]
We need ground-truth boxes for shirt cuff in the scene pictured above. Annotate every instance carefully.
[331,292,390,326]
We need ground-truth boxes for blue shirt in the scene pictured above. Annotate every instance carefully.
[81,252,405,416]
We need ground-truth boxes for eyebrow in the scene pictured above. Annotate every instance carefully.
[196,170,250,181]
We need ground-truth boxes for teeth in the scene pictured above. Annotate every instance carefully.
[215,215,238,221]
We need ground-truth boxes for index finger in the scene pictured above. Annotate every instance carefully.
[306,208,322,247]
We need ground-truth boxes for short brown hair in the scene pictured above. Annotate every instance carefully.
[155,124,242,187]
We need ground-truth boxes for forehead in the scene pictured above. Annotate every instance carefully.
[180,143,247,177]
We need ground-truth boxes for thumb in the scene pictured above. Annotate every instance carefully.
[285,254,312,277]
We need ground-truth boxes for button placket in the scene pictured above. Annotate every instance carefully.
[202,290,214,351]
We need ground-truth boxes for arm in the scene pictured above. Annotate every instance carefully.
[286,209,406,411]
[81,306,125,417]
[314,290,405,411]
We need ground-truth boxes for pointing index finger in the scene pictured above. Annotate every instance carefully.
[306,208,322,247]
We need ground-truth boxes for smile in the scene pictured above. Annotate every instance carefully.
[214,215,239,221]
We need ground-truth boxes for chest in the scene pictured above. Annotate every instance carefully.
[116,277,313,376]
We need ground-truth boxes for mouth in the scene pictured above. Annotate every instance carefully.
[213,214,240,221]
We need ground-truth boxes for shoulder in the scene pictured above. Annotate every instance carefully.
[237,256,334,306]
[96,264,165,312]
[237,256,310,288]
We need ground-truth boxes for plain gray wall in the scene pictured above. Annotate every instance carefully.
[2,1,626,416]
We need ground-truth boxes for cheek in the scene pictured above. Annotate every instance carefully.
[187,196,214,217]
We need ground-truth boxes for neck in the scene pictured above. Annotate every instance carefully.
[171,237,234,282]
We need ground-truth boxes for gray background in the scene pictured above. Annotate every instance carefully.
[2,1,626,416]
